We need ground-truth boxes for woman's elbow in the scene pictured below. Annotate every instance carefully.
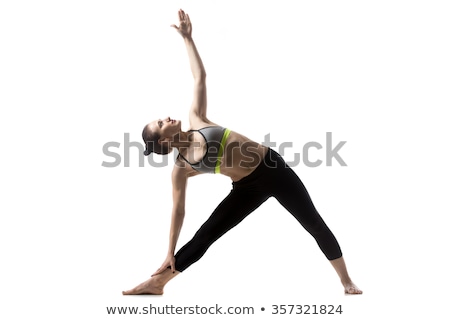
[195,71,206,81]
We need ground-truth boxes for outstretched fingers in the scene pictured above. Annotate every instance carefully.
[172,9,189,32]
[179,9,188,22]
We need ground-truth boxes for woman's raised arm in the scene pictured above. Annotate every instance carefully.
[171,9,207,122]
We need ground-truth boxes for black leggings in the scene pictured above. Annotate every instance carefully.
[174,149,342,272]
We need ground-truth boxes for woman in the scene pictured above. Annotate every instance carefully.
[123,9,362,295]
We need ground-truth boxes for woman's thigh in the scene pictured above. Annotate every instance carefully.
[193,188,270,243]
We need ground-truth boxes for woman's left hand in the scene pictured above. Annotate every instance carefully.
[151,254,176,276]
[171,9,192,39]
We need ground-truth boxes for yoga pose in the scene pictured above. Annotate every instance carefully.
[123,9,362,295]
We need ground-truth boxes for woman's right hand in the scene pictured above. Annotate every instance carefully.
[151,254,176,276]
[171,9,192,39]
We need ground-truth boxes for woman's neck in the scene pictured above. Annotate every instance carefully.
[170,131,193,149]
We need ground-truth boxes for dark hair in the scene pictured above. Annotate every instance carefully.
[142,125,171,155]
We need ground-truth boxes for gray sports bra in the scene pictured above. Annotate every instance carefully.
[178,126,231,174]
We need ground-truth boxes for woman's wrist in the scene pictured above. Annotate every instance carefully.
[183,35,193,42]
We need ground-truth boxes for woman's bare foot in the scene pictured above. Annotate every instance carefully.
[122,278,164,295]
[342,280,363,294]
[329,257,363,295]
[122,268,180,295]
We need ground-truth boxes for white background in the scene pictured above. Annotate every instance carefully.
[1,0,449,319]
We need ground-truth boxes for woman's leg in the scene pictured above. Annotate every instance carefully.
[268,152,362,293]
[330,256,362,294]
[174,187,270,271]
[272,167,342,260]
[123,186,270,295]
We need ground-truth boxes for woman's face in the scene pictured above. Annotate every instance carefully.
[147,116,181,141]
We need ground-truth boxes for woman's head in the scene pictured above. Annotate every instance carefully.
[142,117,181,155]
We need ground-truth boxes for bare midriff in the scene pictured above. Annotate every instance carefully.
[218,131,269,182]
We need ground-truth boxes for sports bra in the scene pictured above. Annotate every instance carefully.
[178,126,231,174]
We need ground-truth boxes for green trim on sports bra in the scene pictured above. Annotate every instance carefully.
[214,128,231,174]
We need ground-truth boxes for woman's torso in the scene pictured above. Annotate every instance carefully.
[178,121,268,182]
[219,130,268,181]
